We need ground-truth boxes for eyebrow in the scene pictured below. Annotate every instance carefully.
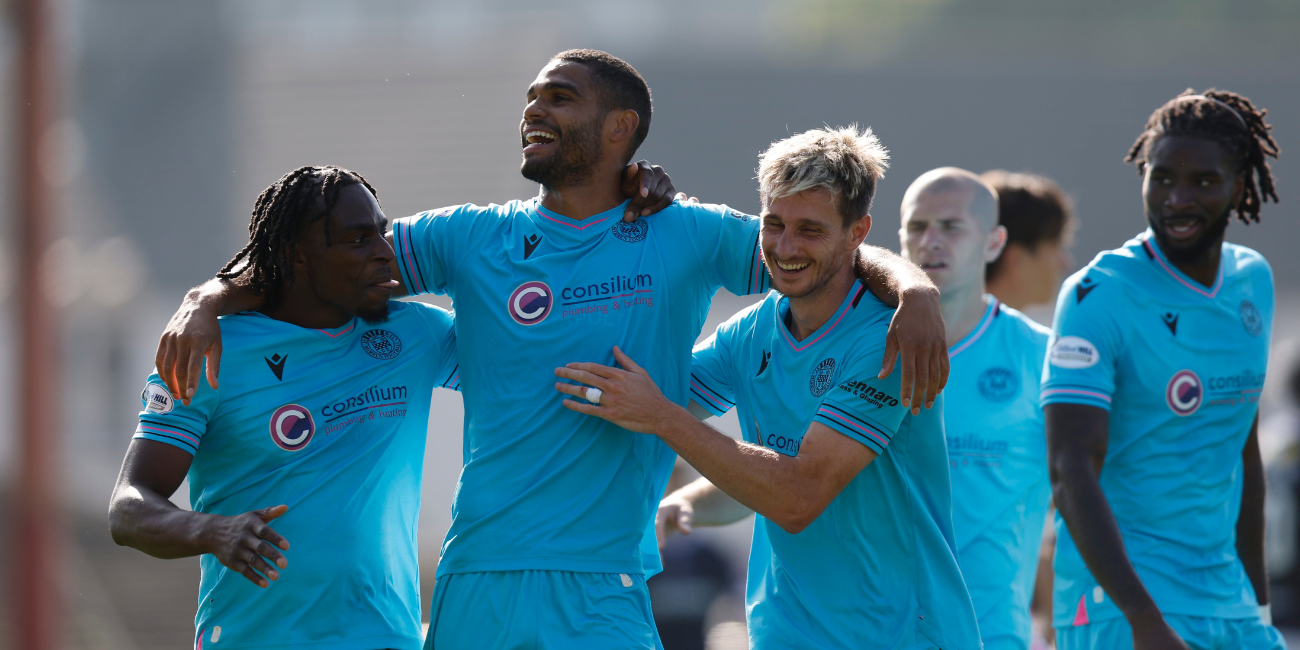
[527,80,583,97]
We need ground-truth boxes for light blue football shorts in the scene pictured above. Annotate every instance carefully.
[424,570,662,650]
[1056,613,1286,650]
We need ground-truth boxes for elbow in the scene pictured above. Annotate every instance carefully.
[771,501,828,535]
[106,493,133,547]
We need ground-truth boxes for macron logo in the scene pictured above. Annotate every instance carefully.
[265,353,287,381]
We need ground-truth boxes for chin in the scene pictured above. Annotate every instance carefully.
[356,302,391,326]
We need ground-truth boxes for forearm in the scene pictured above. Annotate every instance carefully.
[109,485,213,559]
[653,406,822,528]
[185,276,266,316]
[670,476,753,527]
[1238,419,1269,605]
[1053,461,1158,620]
[854,244,936,308]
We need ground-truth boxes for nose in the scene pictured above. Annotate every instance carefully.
[918,224,944,250]
[374,234,395,263]
[1165,182,1197,210]
[523,96,545,123]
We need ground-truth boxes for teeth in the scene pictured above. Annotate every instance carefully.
[777,261,809,271]
[525,131,556,144]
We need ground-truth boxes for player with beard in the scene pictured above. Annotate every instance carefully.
[152,51,947,648]
[559,127,981,650]
[1043,89,1284,650]
[109,166,460,650]
[899,168,1053,650]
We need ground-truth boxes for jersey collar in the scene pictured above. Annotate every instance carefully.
[1140,229,1224,299]
[313,317,358,339]
[948,295,998,359]
[531,198,628,243]
[776,279,867,354]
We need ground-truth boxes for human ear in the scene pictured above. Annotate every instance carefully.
[607,109,640,144]
[985,224,1008,264]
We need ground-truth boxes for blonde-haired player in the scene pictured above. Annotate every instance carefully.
[554,125,981,649]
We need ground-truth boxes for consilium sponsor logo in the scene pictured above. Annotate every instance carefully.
[141,383,174,414]
[508,281,552,325]
[1050,336,1100,369]
[1166,370,1202,416]
[269,404,315,451]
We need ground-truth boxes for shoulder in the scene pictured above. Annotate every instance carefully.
[662,200,756,228]
[215,312,288,350]
[398,200,530,231]
[996,303,1051,344]
[1223,241,1274,285]
[381,300,455,340]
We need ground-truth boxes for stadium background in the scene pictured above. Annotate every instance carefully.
[0,0,1297,647]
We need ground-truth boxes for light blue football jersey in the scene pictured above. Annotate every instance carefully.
[392,198,767,578]
[133,301,459,650]
[690,280,982,650]
[1041,230,1274,627]
[946,296,1052,650]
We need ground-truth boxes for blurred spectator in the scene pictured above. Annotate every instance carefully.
[1264,356,1300,625]
[648,535,733,650]
[982,171,1077,311]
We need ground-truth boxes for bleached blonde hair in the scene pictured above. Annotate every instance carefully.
[757,124,890,226]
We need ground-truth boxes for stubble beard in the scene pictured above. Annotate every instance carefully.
[520,115,604,189]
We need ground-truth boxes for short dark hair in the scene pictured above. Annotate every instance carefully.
[981,170,1073,283]
[219,165,377,305]
[551,49,652,156]
[1125,88,1280,224]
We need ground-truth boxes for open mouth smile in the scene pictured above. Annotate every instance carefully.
[522,127,558,154]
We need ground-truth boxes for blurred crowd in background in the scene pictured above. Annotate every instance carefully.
[0,0,1297,647]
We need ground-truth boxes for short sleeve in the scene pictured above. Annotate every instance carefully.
[1039,272,1123,411]
[815,355,909,456]
[392,204,475,296]
[690,327,737,417]
[134,367,218,456]
[682,203,770,297]
[410,303,460,391]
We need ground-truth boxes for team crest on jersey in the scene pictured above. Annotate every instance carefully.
[361,329,402,360]
[978,367,1019,402]
[269,403,315,451]
[611,219,648,243]
[1240,300,1263,337]
[141,383,173,414]
[809,358,837,397]
[1165,370,1202,416]
[508,280,552,325]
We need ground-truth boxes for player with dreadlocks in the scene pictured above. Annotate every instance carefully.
[110,165,460,650]
[1043,89,1284,650]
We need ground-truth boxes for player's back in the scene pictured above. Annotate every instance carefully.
[135,301,457,650]
[691,282,980,650]
[393,198,766,577]
[945,298,1051,649]
[1042,231,1273,625]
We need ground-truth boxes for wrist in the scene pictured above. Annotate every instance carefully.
[648,401,693,440]
[1124,600,1165,630]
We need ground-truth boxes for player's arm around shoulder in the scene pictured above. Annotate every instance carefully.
[109,364,292,590]
[555,347,880,535]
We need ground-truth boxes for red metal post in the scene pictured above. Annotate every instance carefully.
[13,0,62,646]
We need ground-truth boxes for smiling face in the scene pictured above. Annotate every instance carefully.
[1142,134,1244,264]
[520,60,608,189]
[761,188,871,300]
[295,183,396,324]
[900,186,1003,296]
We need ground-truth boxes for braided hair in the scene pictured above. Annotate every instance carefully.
[219,165,378,304]
[1125,89,1280,224]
